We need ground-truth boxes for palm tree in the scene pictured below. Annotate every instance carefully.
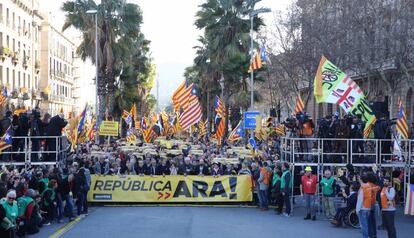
[62,0,148,117]
[193,0,265,134]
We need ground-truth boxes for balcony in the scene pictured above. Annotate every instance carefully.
[23,56,30,69]
[35,60,40,73]
[12,52,19,65]
[48,94,75,105]
[0,46,12,61]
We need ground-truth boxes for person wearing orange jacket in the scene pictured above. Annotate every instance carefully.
[380,177,396,238]
[356,174,373,238]
[258,162,271,211]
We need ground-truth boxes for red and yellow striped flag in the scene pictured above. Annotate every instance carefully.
[397,98,409,139]
[294,94,305,114]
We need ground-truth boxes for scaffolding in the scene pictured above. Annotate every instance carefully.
[0,136,68,169]
[280,137,413,213]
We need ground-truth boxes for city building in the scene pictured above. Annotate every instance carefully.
[0,0,43,113]
[39,15,76,116]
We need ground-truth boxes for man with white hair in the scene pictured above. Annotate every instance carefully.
[179,157,193,176]
[0,190,18,237]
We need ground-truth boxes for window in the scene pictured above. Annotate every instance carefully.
[23,73,26,88]
[12,70,15,90]
[6,35,9,48]
[12,12,15,30]
[6,8,9,26]
[0,4,3,23]
[6,68,9,85]
[28,74,31,89]
[18,72,20,88]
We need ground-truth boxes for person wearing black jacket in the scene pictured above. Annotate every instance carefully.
[73,168,87,216]
[135,160,149,175]
[194,159,210,176]
[56,170,74,222]
[45,114,67,161]
[156,159,170,175]
[29,109,45,162]
[330,182,360,226]
[147,159,159,176]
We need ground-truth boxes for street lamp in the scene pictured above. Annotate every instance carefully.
[86,9,99,144]
[249,8,270,139]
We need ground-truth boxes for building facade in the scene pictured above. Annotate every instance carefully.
[39,17,76,116]
[0,0,43,113]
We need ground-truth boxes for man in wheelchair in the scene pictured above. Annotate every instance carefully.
[330,182,359,227]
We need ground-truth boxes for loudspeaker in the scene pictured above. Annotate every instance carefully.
[369,101,389,118]
[270,108,277,117]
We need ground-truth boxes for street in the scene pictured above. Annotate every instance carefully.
[32,206,413,238]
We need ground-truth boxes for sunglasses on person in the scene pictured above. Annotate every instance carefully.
[7,196,16,200]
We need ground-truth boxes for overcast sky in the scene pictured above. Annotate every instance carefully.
[44,0,291,109]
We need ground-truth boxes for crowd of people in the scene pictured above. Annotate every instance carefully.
[281,111,414,164]
[0,108,412,238]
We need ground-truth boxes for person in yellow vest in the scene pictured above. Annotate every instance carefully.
[0,190,18,238]
[380,177,396,238]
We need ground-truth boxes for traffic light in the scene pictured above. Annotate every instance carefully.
[266,117,273,128]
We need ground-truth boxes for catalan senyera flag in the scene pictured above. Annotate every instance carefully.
[248,48,265,73]
[172,80,191,111]
[405,184,414,216]
[215,117,225,144]
[198,119,208,139]
[0,87,8,105]
[314,56,376,137]
[215,96,225,117]
[86,117,97,141]
[396,98,409,140]
[130,103,137,120]
[275,124,286,136]
[294,94,305,114]
[228,121,243,141]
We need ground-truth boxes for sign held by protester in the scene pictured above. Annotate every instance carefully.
[88,175,252,203]
[99,121,119,136]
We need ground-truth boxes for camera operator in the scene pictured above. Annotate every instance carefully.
[45,113,68,162]
[29,109,46,162]
[296,112,315,162]
[13,112,30,162]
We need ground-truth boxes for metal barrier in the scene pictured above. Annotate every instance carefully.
[0,136,68,169]
[280,137,413,212]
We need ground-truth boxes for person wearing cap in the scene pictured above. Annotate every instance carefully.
[0,190,18,237]
[300,166,318,220]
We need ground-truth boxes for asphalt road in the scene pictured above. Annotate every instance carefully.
[31,206,413,238]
